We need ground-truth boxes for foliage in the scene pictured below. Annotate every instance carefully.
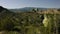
[0,7,60,34]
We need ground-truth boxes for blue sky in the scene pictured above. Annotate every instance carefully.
[0,0,60,9]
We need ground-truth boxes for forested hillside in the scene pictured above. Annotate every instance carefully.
[0,6,60,34]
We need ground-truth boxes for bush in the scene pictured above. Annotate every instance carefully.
[5,31,20,34]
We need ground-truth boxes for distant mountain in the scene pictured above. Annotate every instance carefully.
[9,7,47,12]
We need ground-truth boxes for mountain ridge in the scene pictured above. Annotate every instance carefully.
[9,7,47,12]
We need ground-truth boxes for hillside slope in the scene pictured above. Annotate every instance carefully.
[0,6,45,34]
[0,6,60,34]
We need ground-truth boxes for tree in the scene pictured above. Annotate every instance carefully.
[57,9,60,11]
[32,9,36,12]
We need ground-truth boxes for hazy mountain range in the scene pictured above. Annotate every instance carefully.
[9,7,47,12]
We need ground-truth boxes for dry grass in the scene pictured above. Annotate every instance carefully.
[37,9,60,14]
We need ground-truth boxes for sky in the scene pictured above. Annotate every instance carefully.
[0,0,60,9]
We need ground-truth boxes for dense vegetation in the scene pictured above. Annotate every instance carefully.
[0,6,60,34]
